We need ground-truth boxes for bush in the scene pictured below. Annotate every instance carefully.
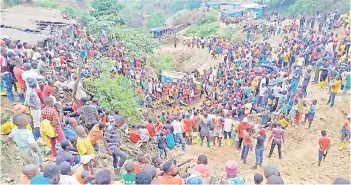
[34,0,61,9]
[185,23,219,37]
[147,13,165,28]
[196,11,218,24]
[3,0,20,7]
[149,54,175,75]
[84,59,144,124]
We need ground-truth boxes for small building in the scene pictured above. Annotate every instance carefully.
[161,71,186,83]
[219,2,241,12]
[206,2,220,9]
[241,3,267,19]
[221,8,246,20]
[150,27,175,38]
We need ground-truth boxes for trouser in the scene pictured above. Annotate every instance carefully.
[238,137,243,149]
[175,133,186,151]
[1,72,15,102]
[112,147,127,169]
[93,144,100,152]
[328,92,336,107]
[257,96,263,105]
[302,85,308,97]
[241,145,249,160]
[50,137,57,157]
[269,140,282,158]
[20,146,42,167]
[158,147,168,158]
[255,148,264,164]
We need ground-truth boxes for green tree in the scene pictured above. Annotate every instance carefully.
[186,0,202,10]
[147,13,165,28]
[84,59,143,124]
[90,0,125,25]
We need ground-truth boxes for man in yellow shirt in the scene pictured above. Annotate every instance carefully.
[328,76,342,108]
[76,125,94,157]
[1,104,32,134]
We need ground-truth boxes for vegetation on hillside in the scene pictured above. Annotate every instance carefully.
[266,0,350,17]
[148,54,175,75]
[83,59,144,124]
[147,13,165,28]
[184,10,219,37]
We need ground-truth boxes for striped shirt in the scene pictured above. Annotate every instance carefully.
[339,62,349,74]
[104,125,120,150]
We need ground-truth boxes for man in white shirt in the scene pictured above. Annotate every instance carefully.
[258,83,268,105]
[223,113,234,146]
[172,117,186,152]
[21,63,42,88]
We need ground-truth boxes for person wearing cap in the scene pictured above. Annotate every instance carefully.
[339,115,350,150]
[252,128,266,169]
[30,164,61,185]
[236,117,250,154]
[219,160,244,185]
[318,130,331,167]
[156,161,184,185]
[74,155,95,184]
[24,78,42,136]
[58,161,80,185]
[0,104,32,134]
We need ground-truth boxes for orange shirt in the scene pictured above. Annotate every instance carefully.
[319,137,331,152]
[146,123,156,137]
[19,174,30,185]
[183,118,194,132]
[74,165,87,184]
[13,67,26,88]
[157,175,184,185]
[88,124,104,145]
[193,115,200,125]
[129,129,140,143]
[237,122,249,138]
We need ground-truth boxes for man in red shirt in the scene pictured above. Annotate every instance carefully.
[13,58,26,102]
[236,117,249,153]
[183,114,195,145]
[318,130,331,167]
[146,119,156,137]
[42,81,54,98]
[129,125,140,143]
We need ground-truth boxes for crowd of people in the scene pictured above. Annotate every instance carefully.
[0,6,350,185]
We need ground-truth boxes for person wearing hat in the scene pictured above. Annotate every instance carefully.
[339,115,351,150]
[24,78,42,138]
[219,160,244,185]
[252,128,266,169]
[1,104,32,134]
[74,155,95,184]
[236,117,250,154]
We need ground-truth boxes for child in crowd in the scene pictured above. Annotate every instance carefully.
[75,125,94,157]
[156,132,168,158]
[305,99,317,129]
[117,161,136,185]
[254,173,264,185]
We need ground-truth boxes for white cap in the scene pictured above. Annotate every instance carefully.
[81,155,92,164]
